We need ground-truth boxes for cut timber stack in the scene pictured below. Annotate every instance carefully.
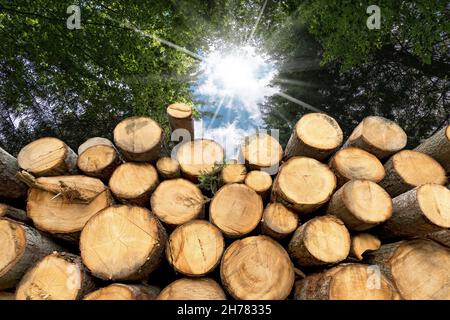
[77,137,120,180]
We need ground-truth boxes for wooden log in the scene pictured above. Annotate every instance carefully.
[377,184,450,239]
[342,116,407,159]
[167,103,194,140]
[176,139,224,181]
[326,180,392,231]
[166,220,224,276]
[15,252,94,300]
[329,147,385,187]
[241,132,283,170]
[271,157,336,213]
[84,284,160,300]
[284,113,343,161]
[113,116,164,162]
[220,235,294,300]
[350,233,381,260]
[109,162,159,206]
[365,239,450,299]
[27,188,113,242]
[244,170,272,199]
[0,204,29,223]
[17,137,77,176]
[210,183,263,238]
[156,156,180,179]
[221,160,247,184]
[294,263,399,300]
[379,150,447,197]
[0,292,15,300]
[414,124,450,172]
[77,137,120,180]
[288,215,350,267]
[428,230,450,248]
[151,178,204,227]
[261,203,298,240]
[0,218,62,290]
[0,147,27,199]
[80,205,167,281]
[157,278,226,300]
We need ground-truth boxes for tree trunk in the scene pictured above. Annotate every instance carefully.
[77,137,121,180]
[0,218,62,290]
[365,239,450,299]
[428,230,450,248]
[151,178,204,227]
[241,133,283,171]
[414,125,450,173]
[0,204,29,223]
[0,147,27,199]
[294,263,399,300]
[176,139,224,182]
[288,215,350,267]
[326,180,392,231]
[109,162,159,206]
[80,205,167,281]
[167,103,195,141]
[261,202,298,240]
[271,157,336,213]
[221,160,247,184]
[157,278,226,300]
[376,184,450,239]
[379,150,447,197]
[84,284,160,300]
[220,235,294,300]
[329,147,385,187]
[113,116,164,162]
[350,233,381,260]
[17,137,77,176]
[209,183,263,238]
[342,116,407,159]
[156,156,180,179]
[284,113,343,161]
[15,252,95,300]
[166,220,224,277]
[244,170,272,199]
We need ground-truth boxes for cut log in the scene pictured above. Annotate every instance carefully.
[220,235,294,300]
[365,239,450,299]
[77,137,120,180]
[0,204,29,223]
[157,278,226,300]
[343,116,407,159]
[288,215,350,267]
[284,113,343,161]
[176,139,224,181]
[414,124,450,172]
[27,188,113,242]
[17,137,77,176]
[244,170,272,198]
[113,116,164,162]
[294,263,399,300]
[80,205,167,281]
[84,284,160,300]
[0,147,27,199]
[16,252,94,300]
[428,230,450,248]
[271,157,336,213]
[166,220,224,276]
[329,147,385,187]
[151,178,204,227]
[326,180,392,231]
[221,160,247,184]
[261,203,298,240]
[241,133,283,170]
[167,103,194,140]
[379,150,447,197]
[156,156,180,179]
[0,219,62,290]
[209,183,263,238]
[350,233,381,260]
[109,162,159,206]
[377,184,450,239]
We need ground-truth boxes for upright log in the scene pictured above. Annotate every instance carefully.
[156,157,180,179]
[157,278,226,300]
[414,124,450,172]
[0,147,27,199]
[261,203,298,240]
[284,113,343,161]
[77,137,120,180]
[241,133,283,170]
[167,103,195,140]
[84,284,160,300]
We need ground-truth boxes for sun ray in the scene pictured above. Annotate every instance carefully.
[275,92,322,113]
[247,0,269,43]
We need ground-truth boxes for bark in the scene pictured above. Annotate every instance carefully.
[0,147,27,199]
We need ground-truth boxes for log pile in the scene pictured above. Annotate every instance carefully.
[0,111,448,300]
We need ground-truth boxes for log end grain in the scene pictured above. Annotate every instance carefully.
[241,133,283,169]
[221,160,247,184]
[157,278,226,300]
[156,157,180,179]
[84,284,160,300]
[244,170,272,195]
[261,203,298,240]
